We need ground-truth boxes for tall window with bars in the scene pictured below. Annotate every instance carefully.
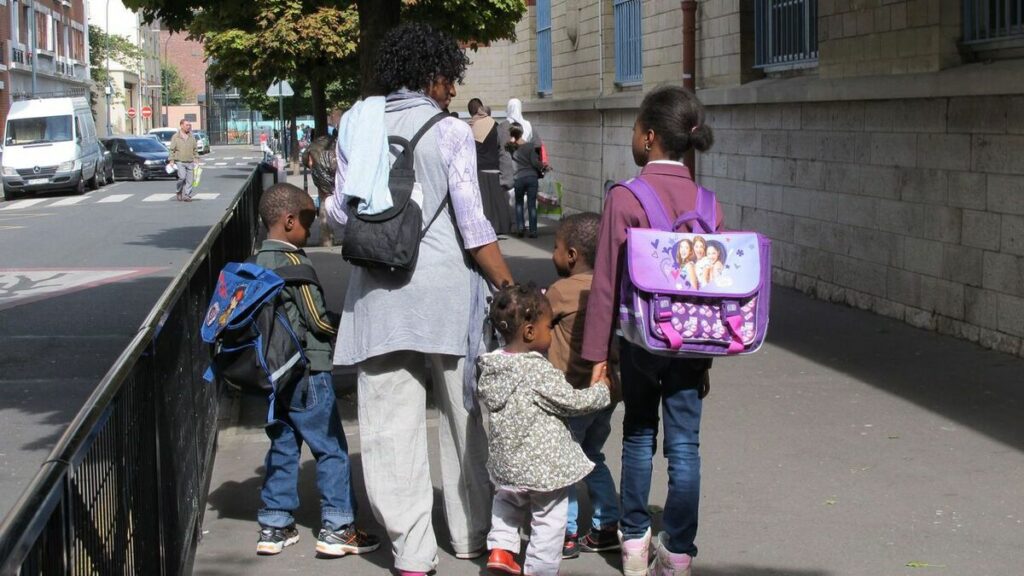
[614,0,643,85]
[754,0,818,69]
[537,0,552,94]
[963,0,1024,43]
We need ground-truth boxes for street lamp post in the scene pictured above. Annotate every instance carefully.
[105,0,113,136]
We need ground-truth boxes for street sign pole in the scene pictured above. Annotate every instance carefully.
[278,82,285,159]
[266,80,294,158]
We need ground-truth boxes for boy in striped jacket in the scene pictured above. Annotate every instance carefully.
[252,183,379,559]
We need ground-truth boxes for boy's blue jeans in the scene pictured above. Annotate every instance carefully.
[619,340,708,557]
[566,406,620,535]
[259,371,356,531]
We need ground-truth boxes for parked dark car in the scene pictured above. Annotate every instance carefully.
[96,140,115,186]
[101,136,171,181]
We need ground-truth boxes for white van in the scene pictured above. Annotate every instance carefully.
[1,97,102,200]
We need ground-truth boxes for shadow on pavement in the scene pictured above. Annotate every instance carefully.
[767,286,1024,452]
[126,225,222,251]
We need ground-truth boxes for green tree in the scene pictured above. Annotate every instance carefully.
[161,62,190,105]
[89,24,144,90]
[123,0,526,133]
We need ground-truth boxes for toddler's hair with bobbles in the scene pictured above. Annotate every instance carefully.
[488,282,548,339]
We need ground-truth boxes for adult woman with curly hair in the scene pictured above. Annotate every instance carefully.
[323,22,514,576]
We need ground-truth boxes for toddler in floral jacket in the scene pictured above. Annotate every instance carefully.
[478,282,611,576]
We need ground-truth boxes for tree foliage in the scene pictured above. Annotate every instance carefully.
[88,25,145,87]
[121,0,527,132]
[161,62,190,105]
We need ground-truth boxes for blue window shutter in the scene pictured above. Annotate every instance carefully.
[614,0,643,85]
[537,0,553,94]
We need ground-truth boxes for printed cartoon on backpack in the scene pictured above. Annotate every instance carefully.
[201,260,320,415]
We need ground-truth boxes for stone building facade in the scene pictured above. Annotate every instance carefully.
[453,0,1024,357]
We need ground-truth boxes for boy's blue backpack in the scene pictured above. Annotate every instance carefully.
[201,261,321,418]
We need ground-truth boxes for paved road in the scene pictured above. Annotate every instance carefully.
[195,217,1024,576]
[0,145,264,515]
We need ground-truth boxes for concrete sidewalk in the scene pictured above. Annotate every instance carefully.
[194,215,1024,575]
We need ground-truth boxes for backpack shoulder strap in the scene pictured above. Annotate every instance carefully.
[618,176,672,231]
[408,112,451,152]
[273,263,322,289]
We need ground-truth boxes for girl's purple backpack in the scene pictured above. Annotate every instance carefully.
[618,177,771,357]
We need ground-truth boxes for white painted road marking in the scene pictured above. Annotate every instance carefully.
[215,162,227,166]
[192,193,220,200]
[0,267,164,311]
[49,197,89,206]
[143,194,177,202]
[97,194,132,203]
[0,199,49,211]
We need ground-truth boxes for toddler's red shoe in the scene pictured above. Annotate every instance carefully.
[487,548,522,574]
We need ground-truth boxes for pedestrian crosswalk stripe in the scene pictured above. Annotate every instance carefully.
[0,198,49,210]
[193,193,219,200]
[97,194,132,203]
[143,194,177,202]
[222,157,235,160]
[49,197,88,207]
[215,162,227,166]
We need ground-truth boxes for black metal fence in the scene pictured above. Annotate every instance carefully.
[0,170,264,575]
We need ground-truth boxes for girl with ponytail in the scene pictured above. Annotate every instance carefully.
[580,85,720,576]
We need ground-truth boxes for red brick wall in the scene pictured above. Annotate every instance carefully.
[161,31,207,104]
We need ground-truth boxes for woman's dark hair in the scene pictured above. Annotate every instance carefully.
[637,85,714,159]
[509,122,523,140]
[375,23,470,93]
[488,282,548,339]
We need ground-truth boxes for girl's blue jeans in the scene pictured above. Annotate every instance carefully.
[566,406,621,534]
[259,371,356,531]
[618,340,709,556]
[514,175,539,234]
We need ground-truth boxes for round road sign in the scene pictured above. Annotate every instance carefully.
[127,107,136,119]
[141,106,153,119]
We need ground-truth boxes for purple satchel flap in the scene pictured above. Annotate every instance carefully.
[626,229,764,298]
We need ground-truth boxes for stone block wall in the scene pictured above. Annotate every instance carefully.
[698,96,1024,356]
[697,0,759,88]
[817,0,962,77]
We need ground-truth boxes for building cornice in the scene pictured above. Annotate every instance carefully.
[697,60,1024,106]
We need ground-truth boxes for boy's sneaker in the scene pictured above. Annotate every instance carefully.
[580,525,621,553]
[315,525,381,557]
[562,532,580,559]
[619,527,652,576]
[486,548,522,574]
[256,524,300,555]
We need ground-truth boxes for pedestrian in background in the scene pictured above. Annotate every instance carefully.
[508,122,546,238]
[468,98,513,235]
[167,119,198,202]
[306,135,337,246]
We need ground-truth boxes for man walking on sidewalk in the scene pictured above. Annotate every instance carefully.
[168,119,198,202]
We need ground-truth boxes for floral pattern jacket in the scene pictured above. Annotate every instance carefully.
[477,350,611,492]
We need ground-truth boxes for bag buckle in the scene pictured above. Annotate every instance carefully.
[654,295,674,321]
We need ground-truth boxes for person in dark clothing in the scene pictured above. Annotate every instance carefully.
[468,98,513,235]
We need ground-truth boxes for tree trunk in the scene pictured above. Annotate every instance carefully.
[358,0,401,97]
[310,75,328,139]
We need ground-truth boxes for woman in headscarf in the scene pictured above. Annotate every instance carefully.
[468,99,513,235]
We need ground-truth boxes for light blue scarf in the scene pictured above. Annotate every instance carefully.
[337,96,392,215]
